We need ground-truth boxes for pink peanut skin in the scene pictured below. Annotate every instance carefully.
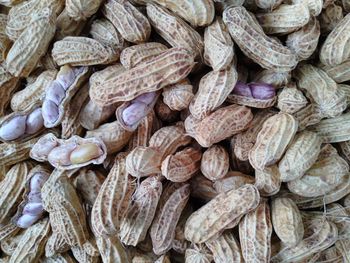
[0,115,26,141]
[16,172,49,228]
[121,91,158,127]
[25,108,44,135]
[233,81,275,100]
[42,66,85,125]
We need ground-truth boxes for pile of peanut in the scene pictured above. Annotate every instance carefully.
[0,0,350,262]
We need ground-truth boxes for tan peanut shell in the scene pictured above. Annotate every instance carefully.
[146,3,204,59]
[52,36,120,66]
[278,131,322,182]
[184,184,260,243]
[249,112,298,171]
[255,0,283,10]
[227,91,277,109]
[41,169,89,247]
[206,231,242,263]
[56,8,87,40]
[90,47,195,106]
[96,235,131,263]
[286,17,320,61]
[148,0,214,27]
[128,110,158,150]
[0,133,48,167]
[0,161,32,225]
[161,147,202,183]
[321,60,350,83]
[66,0,103,20]
[287,144,349,197]
[149,123,192,159]
[255,165,281,196]
[200,145,229,181]
[103,0,151,44]
[74,168,105,207]
[90,18,125,49]
[126,146,163,178]
[271,197,304,247]
[233,109,276,161]
[162,80,193,112]
[276,83,308,114]
[45,232,70,258]
[150,183,190,255]
[91,153,135,236]
[252,69,291,88]
[185,244,213,263]
[308,112,350,142]
[203,17,235,71]
[319,3,344,34]
[0,14,10,63]
[189,65,237,119]
[320,13,350,67]
[223,6,298,72]
[30,133,107,170]
[6,8,56,77]
[120,42,168,70]
[294,64,347,118]
[0,64,20,117]
[256,4,310,35]
[9,218,50,263]
[11,69,57,112]
[190,174,218,201]
[239,199,272,263]
[61,84,89,139]
[185,104,253,148]
[120,176,162,246]
[213,171,255,193]
[85,120,133,154]
[271,218,338,263]
[5,0,63,41]
[292,0,323,16]
[292,104,323,131]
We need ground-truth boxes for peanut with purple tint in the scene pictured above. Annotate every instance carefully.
[30,133,107,170]
[0,107,44,142]
[233,81,276,100]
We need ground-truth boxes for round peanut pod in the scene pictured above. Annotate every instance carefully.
[200,145,229,181]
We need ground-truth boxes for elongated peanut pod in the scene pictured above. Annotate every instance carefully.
[70,143,103,164]
[47,143,76,166]
[25,108,44,135]
[0,115,26,141]
[56,66,84,89]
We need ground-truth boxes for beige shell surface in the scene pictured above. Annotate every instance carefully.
[103,0,151,44]
[184,184,260,243]
[6,8,56,77]
[249,112,298,171]
[66,0,103,20]
[320,13,350,67]
[223,6,298,72]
